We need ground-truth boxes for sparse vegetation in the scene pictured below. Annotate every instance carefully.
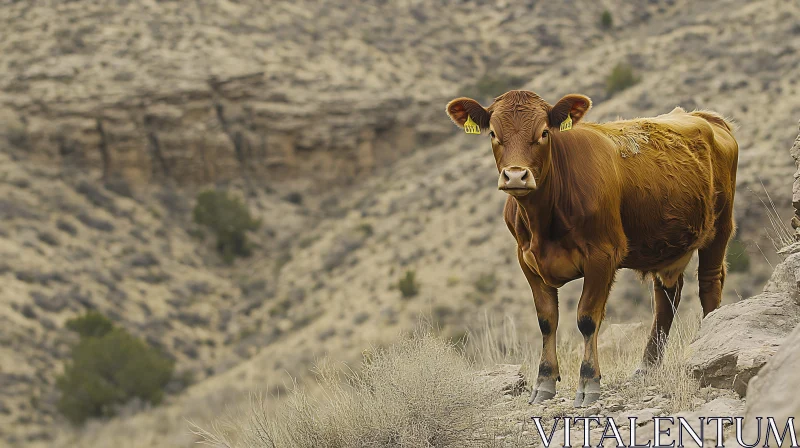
[398,270,420,298]
[193,333,496,448]
[726,239,751,272]
[322,228,370,271]
[473,272,498,295]
[269,298,294,318]
[605,62,640,97]
[356,222,374,237]
[298,235,320,249]
[65,311,114,338]
[282,191,304,205]
[466,314,703,415]
[193,189,261,263]
[196,315,705,446]
[433,304,455,322]
[599,10,613,30]
[460,74,526,102]
[57,312,174,425]
[752,182,795,252]
[55,218,78,236]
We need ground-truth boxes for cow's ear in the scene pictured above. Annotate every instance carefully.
[549,94,592,128]
[446,97,491,133]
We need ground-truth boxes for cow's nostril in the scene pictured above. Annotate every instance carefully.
[503,171,511,183]
[520,170,529,181]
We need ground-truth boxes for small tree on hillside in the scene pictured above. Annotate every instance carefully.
[606,62,640,97]
[57,313,174,425]
[600,10,613,30]
[193,189,261,263]
[398,270,420,299]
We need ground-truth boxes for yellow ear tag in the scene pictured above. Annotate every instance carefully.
[560,114,573,132]
[464,115,481,134]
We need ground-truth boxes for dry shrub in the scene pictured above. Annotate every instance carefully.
[465,310,702,414]
[193,333,496,448]
[609,314,703,413]
[194,312,704,448]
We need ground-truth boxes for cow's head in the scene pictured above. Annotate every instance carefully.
[446,90,591,197]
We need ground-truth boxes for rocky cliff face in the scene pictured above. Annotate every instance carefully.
[2,0,653,188]
[791,120,800,234]
[6,1,797,195]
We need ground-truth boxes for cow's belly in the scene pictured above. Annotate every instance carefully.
[620,190,716,271]
[620,218,708,271]
[522,247,582,287]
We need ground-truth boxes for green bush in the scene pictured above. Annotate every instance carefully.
[57,314,174,425]
[356,222,374,237]
[606,62,640,97]
[398,270,420,299]
[193,189,261,263]
[460,74,526,102]
[473,272,498,295]
[600,10,613,30]
[727,239,750,273]
[65,311,114,338]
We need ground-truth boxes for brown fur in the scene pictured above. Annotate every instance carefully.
[446,90,738,403]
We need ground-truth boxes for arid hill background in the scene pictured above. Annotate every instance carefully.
[1,0,799,446]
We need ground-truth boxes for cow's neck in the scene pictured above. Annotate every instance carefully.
[514,180,558,247]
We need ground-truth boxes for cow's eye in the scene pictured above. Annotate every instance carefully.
[541,130,549,139]
[489,130,496,139]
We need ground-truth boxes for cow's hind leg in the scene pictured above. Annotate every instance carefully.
[698,206,734,316]
[640,271,685,369]
[518,249,560,404]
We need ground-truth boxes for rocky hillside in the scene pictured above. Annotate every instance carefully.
[3,1,797,194]
[196,241,800,447]
[1,0,799,446]
[0,150,316,444]
[0,0,649,188]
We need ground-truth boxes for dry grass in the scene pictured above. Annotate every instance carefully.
[749,181,795,265]
[603,314,703,413]
[464,310,703,414]
[192,332,498,448]
[193,310,704,448]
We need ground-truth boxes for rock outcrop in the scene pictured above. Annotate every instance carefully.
[476,364,526,396]
[688,252,800,396]
[2,0,641,189]
[688,121,800,397]
[744,322,800,443]
[790,120,800,235]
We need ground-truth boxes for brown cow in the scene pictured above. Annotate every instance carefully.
[445,90,738,407]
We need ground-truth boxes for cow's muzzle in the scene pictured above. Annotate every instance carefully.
[498,167,536,195]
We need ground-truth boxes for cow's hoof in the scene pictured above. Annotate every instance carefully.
[529,389,556,404]
[581,378,601,407]
[528,378,557,404]
[582,392,601,407]
[574,378,601,407]
[573,392,585,407]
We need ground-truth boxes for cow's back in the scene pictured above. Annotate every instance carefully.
[595,111,731,271]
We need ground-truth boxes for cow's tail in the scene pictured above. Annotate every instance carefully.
[691,110,736,133]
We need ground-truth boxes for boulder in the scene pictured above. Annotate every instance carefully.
[687,291,800,396]
[744,322,800,443]
[790,119,800,234]
[764,250,800,296]
[475,364,526,396]
[675,396,745,420]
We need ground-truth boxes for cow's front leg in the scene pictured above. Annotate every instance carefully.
[518,249,560,404]
[574,250,617,407]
